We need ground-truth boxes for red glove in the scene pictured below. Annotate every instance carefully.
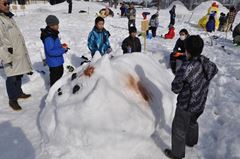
[62,43,68,49]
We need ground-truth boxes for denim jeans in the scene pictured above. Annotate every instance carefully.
[6,75,23,101]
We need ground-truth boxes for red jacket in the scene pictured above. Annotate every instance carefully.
[164,27,175,39]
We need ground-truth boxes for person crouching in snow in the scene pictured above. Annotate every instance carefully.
[164,25,175,39]
[122,26,141,54]
[40,15,68,87]
[88,16,112,57]
[170,29,189,74]
[164,35,218,159]
[206,12,216,32]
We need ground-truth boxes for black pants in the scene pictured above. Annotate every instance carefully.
[150,27,157,37]
[170,52,186,74]
[67,0,72,13]
[170,17,175,26]
[49,65,64,87]
[171,108,203,158]
[6,75,23,101]
[128,20,136,30]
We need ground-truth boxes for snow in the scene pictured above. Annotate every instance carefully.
[0,0,240,159]
[39,53,175,159]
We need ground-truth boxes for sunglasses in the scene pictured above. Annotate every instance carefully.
[3,2,10,6]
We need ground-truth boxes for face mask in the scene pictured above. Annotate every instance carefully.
[180,35,186,41]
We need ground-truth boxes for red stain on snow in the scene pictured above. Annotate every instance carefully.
[84,66,95,77]
[127,74,152,103]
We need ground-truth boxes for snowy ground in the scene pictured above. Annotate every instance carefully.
[0,0,240,159]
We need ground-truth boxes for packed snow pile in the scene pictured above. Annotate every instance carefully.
[167,1,189,14]
[190,1,228,24]
[39,53,175,159]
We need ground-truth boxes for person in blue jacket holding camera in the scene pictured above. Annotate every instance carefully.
[40,15,68,86]
[88,16,112,57]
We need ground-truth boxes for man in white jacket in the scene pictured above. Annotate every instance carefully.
[0,0,32,111]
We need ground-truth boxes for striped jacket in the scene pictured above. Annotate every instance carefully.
[172,55,218,113]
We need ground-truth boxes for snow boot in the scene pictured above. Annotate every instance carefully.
[18,93,31,99]
[164,149,182,159]
[9,100,22,111]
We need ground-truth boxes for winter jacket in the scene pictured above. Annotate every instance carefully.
[88,26,111,56]
[226,10,237,24]
[0,12,32,77]
[219,15,226,25]
[120,6,126,16]
[122,36,141,54]
[127,7,136,20]
[233,23,240,38]
[40,26,66,67]
[149,14,159,28]
[206,15,215,32]
[173,38,186,53]
[172,55,218,113]
[169,7,176,19]
[164,27,175,39]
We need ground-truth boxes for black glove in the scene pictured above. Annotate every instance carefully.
[27,71,33,75]
[65,48,70,53]
[8,48,13,54]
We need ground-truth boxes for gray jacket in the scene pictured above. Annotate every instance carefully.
[0,13,32,77]
[127,8,136,20]
[149,14,159,27]
[172,55,218,113]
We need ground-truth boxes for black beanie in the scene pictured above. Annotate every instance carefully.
[95,16,105,25]
[129,26,137,34]
[179,28,189,35]
[46,15,59,26]
[185,35,204,57]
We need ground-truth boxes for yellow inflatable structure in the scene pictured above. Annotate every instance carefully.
[198,2,220,30]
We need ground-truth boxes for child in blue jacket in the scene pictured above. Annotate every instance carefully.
[88,17,112,57]
[40,15,68,86]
